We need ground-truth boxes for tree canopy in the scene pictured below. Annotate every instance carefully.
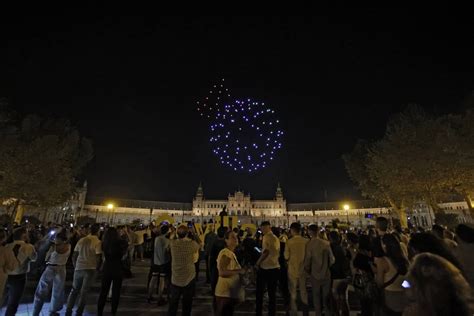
[0,107,93,213]
[344,105,474,227]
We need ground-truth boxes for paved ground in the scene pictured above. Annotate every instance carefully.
[8,259,360,315]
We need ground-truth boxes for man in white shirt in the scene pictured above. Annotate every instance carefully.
[255,221,280,316]
[4,227,37,316]
[284,222,309,312]
[304,224,335,316]
[66,224,102,316]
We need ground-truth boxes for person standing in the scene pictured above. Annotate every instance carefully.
[97,227,128,316]
[373,217,389,258]
[210,226,227,300]
[148,224,171,305]
[352,235,376,316]
[375,233,409,315]
[126,226,138,262]
[304,224,335,316]
[284,222,309,313]
[66,223,102,316]
[4,227,37,316]
[255,221,280,316]
[32,229,71,316]
[0,230,18,313]
[134,227,147,262]
[215,231,244,315]
[204,224,217,284]
[168,225,202,316]
[328,230,351,316]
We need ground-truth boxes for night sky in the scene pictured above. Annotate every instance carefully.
[2,13,473,202]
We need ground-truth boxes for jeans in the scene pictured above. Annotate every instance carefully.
[309,277,331,316]
[168,279,196,316]
[4,274,27,316]
[97,274,123,316]
[66,269,96,316]
[256,268,280,316]
[32,265,67,316]
[288,273,308,311]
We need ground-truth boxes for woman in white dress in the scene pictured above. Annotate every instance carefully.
[215,231,244,316]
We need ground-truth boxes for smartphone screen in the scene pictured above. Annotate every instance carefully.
[401,280,411,289]
[254,246,262,253]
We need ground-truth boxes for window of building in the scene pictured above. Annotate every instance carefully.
[244,210,248,216]
[238,204,240,207]
[237,210,241,215]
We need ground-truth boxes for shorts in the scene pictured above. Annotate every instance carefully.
[151,262,171,276]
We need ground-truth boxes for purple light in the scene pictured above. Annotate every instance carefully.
[200,83,283,173]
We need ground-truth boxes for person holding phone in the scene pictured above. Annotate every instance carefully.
[168,225,202,316]
[32,229,70,316]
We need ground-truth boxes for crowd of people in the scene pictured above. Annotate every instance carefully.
[0,217,473,316]
[149,217,474,316]
[0,222,147,316]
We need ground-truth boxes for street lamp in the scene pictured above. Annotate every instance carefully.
[107,203,114,224]
[343,204,350,224]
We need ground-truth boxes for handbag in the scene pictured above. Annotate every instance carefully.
[231,252,246,303]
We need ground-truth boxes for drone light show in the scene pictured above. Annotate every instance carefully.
[197,79,283,173]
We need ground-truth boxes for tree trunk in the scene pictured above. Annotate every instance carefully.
[387,199,408,228]
[391,205,408,228]
[9,199,20,225]
[42,207,48,224]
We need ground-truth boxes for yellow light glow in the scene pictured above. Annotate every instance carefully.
[107,203,114,210]
[343,204,350,211]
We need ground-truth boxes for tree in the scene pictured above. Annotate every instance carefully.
[343,138,410,227]
[440,110,474,216]
[345,105,474,227]
[0,111,93,221]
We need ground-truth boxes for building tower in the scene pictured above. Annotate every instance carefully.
[193,183,204,215]
[276,182,284,201]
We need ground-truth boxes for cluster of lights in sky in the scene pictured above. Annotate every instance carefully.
[197,79,284,173]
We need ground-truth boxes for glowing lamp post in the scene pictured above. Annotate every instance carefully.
[343,204,350,224]
[107,203,114,224]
